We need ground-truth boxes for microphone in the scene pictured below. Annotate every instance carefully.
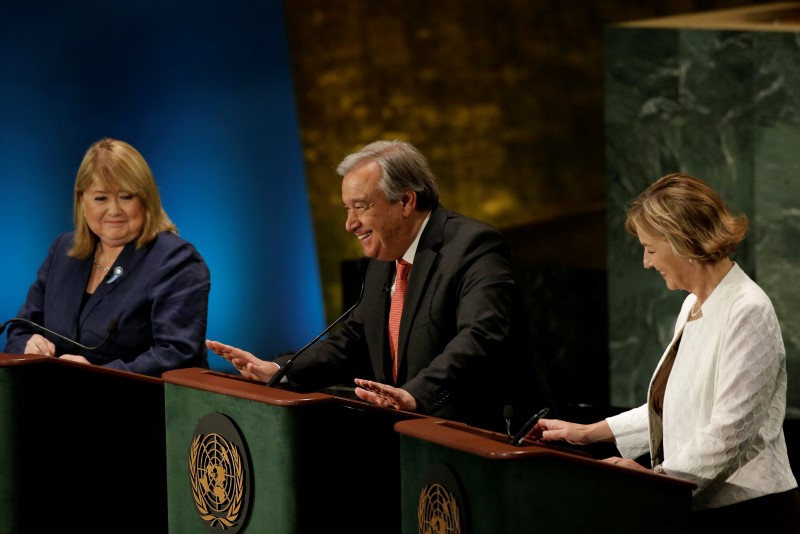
[503,405,514,440]
[266,258,369,388]
[509,407,549,446]
[0,317,119,352]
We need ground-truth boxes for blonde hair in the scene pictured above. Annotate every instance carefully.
[69,138,177,259]
[624,172,748,263]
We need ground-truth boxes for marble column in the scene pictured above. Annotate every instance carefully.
[605,3,800,415]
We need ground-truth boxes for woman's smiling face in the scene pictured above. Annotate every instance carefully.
[637,225,689,292]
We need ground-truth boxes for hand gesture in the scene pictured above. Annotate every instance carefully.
[354,378,418,412]
[206,339,278,383]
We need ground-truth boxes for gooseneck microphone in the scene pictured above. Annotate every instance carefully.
[509,407,549,446]
[266,259,369,388]
[0,317,119,352]
[503,405,514,440]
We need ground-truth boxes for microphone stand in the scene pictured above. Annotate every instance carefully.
[509,407,549,446]
[0,317,119,352]
[266,280,365,388]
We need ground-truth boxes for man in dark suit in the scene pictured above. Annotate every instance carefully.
[208,140,549,431]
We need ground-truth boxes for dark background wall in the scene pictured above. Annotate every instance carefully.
[0,0,778,412]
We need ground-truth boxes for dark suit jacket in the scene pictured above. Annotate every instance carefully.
[4,231,210,377]
[277,206,549,431]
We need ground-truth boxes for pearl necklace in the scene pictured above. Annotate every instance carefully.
[690,299,702,318]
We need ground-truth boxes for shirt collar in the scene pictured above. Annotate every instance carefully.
[399,211,431,265]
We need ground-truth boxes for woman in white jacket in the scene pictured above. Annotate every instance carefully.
[533,173,799,531]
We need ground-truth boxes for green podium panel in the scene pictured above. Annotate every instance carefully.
[163,368,422,534]
[396,418,696,534]
[0,353,167,534]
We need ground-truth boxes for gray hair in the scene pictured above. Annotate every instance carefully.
[336,140,440,211]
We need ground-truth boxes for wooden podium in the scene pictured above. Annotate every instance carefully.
[162,368,424,534]
[0,353,167,534]
[396,418,696,534]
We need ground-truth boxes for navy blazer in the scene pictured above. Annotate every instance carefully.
[276,206,549,431]
[4,231,210,377]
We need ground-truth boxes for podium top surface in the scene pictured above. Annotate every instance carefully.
[163,367,334,406]
[616,2,800,32]
[0,352,50,366]
[395,418,697,489]
[162,367,426,422]
[0,352,163,384]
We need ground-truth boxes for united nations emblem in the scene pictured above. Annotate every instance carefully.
[189,412,252,533]
[417,463,470,534]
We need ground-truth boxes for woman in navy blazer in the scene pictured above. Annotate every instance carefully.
[4,138,210,377]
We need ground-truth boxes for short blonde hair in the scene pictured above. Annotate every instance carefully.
[624,172,748,263]
[69,138,177,259]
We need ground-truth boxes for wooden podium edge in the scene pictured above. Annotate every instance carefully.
[161,367,435,421]
[0,352,162,384]
[162,367,342,406]
[395,417,697,489]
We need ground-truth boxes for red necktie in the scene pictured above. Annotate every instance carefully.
[388,259,411,383]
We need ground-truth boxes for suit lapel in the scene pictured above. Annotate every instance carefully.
[364,259,394,382]
[395,207,447,378]
[61,259,94,341]
[79,239,150,327]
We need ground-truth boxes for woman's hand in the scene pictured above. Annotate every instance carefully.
[602,456,650,472]
[23,334,56,357]
[354,378,418,412]
[531,418,614,445]
[206,339,278,383]
[58,354,90,365]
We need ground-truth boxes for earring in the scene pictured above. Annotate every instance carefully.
[689,258,693,264]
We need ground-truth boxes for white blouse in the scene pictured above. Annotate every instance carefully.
[607,263,797,509]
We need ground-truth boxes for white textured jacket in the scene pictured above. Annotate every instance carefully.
[607,263,797,509]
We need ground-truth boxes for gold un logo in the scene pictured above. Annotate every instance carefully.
[189,412,252,533]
